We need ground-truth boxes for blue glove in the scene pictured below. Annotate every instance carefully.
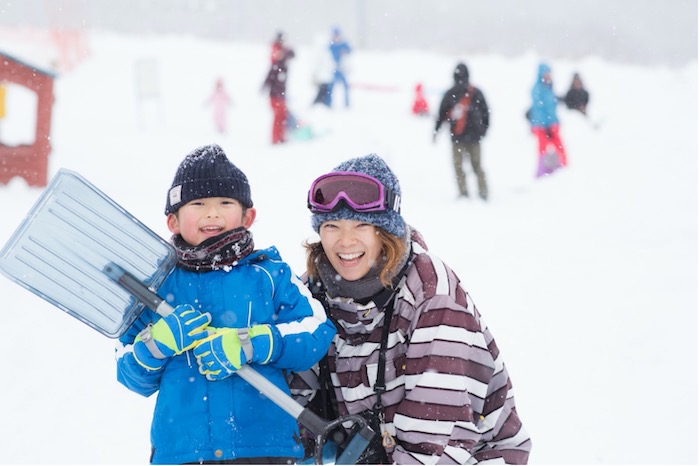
[193,324,281,381]
[133,304,212,371]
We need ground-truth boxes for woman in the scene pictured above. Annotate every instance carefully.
[291,154,531,464]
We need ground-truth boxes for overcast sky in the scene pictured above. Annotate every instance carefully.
[1,0,697,66]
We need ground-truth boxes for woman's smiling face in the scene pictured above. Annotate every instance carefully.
[319,219,382,282]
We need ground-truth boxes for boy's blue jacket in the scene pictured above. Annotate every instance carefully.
[529,63,559,128]
[116,246,336,464]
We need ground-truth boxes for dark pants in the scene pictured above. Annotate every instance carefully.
[313,83,331,106]
[451,141,488,199]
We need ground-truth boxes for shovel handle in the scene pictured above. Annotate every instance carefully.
[105,263,375,464]
[104,263,330,432]
[104,263,172,317]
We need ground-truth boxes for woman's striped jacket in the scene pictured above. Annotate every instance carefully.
[291,228,531,464]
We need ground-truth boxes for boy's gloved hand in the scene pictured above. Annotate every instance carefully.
[132,304,212,371]
[193,324,281,381]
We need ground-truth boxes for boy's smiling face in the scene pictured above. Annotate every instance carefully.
[167,197,256,246]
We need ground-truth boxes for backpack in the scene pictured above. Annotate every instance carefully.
[449,86,471,136]
[450,85,487,138]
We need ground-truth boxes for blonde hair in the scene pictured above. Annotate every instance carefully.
[305,227,408,288]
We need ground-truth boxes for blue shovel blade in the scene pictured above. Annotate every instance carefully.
[0,169,176,338]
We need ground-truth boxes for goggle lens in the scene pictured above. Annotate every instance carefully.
[308,172,399,213]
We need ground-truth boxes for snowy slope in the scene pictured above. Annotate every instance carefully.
[0,33,696,464]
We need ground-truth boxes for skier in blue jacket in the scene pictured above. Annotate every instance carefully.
[116,144,336,464]
[527,63,568,176]
[328,26,352,107]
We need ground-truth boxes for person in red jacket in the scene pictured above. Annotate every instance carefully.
[411,82,430,116]
[262,32,295,144]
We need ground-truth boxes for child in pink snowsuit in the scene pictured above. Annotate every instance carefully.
[207,78,232,134]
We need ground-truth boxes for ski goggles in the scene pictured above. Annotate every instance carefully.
[307,172,401,214]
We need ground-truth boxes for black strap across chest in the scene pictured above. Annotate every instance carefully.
[372,288,396,412]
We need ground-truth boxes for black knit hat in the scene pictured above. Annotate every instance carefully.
[164,144,253,215]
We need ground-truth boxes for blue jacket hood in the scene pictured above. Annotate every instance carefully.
[529,63,559,127]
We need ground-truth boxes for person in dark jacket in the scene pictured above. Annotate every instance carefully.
[563,72,589,115]
[262,31,295,144]
[116,144,335,464]
[433,62,490,200]
[290,154,531,464]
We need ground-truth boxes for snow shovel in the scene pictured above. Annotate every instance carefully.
[0,168,176,337]
[0,168,374,464]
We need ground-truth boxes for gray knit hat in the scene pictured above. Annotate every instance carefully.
[311,154,406,238]
[165,144,253,215]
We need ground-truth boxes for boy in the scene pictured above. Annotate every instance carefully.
[116,144,335,464]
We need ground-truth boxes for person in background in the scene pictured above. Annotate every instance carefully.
[434,62,490,200]
[311,33,334,107]
[563,72,589,115]
[527,63,567,177]
[411,82,430,116]
[262,31,295,144]
[328,26,352,108]
[290,154,531,464]
[205,77,232,134]
[116,144,335,464]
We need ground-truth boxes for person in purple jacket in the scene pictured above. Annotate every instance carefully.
[291,154,532,464]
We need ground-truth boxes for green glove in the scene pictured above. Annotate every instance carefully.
[193,324,281,381]
[133,304,211,371]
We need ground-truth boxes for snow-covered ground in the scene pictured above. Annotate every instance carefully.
[0,32,696,464]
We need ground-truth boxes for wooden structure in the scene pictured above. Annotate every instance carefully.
[0,51,56,187]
